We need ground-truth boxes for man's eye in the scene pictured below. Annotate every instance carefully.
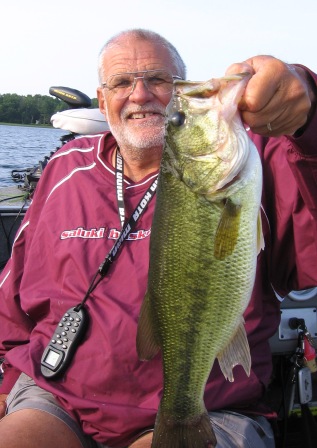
[113,78,132,88]
[147,76,167,85]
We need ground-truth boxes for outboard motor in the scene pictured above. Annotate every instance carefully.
[49,86,92,108]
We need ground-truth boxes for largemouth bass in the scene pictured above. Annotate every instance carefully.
[136,74,263,448]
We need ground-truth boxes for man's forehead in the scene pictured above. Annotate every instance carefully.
[102,39,175,75]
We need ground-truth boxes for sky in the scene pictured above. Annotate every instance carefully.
[1,0,316,100]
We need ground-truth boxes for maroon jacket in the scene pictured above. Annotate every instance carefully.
[1,73,317,446]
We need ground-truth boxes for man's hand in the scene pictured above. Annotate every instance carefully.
[129,431,153,448]
[0,394,8,419]
[226,55,316,136]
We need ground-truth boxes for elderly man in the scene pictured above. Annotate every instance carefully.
[0,28,316,448]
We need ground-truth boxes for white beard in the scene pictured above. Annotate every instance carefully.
[106,104,166,160]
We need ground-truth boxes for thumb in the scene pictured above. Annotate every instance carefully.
[225,61,254,77]
[225,62,254,111]
[0,400,7,418]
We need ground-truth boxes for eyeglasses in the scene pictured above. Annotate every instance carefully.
[101,69,182,99]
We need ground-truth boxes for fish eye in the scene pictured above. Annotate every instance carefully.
[170,111,186,127]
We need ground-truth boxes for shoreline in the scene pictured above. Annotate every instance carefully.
[0,122,53,129]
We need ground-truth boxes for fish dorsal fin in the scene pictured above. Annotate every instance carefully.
[136,292,160,360]
[214,198,241,260]
[217,318,251,382]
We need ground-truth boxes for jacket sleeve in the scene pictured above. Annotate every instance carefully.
[0,136,97,393]
[287,65,317,217]
[257,66,317,297]
[0,182,49,392]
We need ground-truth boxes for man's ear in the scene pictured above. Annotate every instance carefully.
[97,88,108,120]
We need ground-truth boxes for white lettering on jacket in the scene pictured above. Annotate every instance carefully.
[108,228,151,240]
[60,227,106,240]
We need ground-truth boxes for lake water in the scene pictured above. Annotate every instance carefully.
[0,124,65,187]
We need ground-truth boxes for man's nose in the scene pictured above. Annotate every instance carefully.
[128,77,153,101]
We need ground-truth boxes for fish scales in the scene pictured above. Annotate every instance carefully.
[137,74,263,448]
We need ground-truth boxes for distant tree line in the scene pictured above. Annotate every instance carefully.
[0,94,98,125]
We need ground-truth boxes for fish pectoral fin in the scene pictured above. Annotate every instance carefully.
[136,292,160,361]
[217,319,251,382]
[257,210,265,255]
[214,198,241,260]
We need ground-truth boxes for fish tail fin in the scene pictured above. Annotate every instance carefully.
[217,318,251,382]
[151,409,217,448]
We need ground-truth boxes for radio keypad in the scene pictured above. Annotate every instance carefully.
[51,314,81,348]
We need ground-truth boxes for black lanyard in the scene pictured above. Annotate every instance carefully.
[76,149,157,309]
[115,149,126,229]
